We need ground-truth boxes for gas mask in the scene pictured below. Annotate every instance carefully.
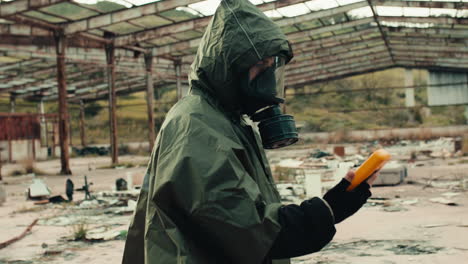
[240,56,298,149]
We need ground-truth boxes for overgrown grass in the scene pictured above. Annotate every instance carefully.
[71,221,89,241]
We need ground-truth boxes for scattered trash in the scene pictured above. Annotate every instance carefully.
[277,159,303,168]
[421,223,450,228]
[333,146,345,157]
[76,175,93,200]
[383,206,408,212]
[388,243,443,255]
[373,162,407,186]
[66,179,74,201]
[429,197,458,206]
[85,227,126,241]
[311,149,332,159]
[116,178,128,191]
[0,219,38,250]
[34,195,67,205]
[401,199,419,206]
[49,195,67,203]
[73,146,109,156]
[28,179,51,200]
[441,192,460,198]
[324,239,443,256]
[43,250,63,256]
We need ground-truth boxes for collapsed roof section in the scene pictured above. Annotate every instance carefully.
[0,0,467,100]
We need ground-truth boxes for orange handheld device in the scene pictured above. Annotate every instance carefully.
[347,149,391,191]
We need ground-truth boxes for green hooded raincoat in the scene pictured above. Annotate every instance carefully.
[123,1,298,263]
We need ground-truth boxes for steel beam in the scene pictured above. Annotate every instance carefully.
[79,100,86,147]
[292,27,380,50]
[286,50,389,76]
[105,36,118,165]
[0,24,52,36]
[0,45,182,68]
[145,53,155,152]
[65,0,316,36]
[383,26,468,37]
[286,57,393,80]
[392,50,468,59]
[371,0,468,9]
[289,46,388,72]
[396,60,468,70]
[390,44,468,53]
[292,38,386,62]
[68,80,156,102]
[287,57,393,81]
[0,0,67,18]
[64,0,205,35]
[394,57,468,67]
[276,1,368,28]
[155,14,374,56]
[286,62,394,88]
[379,16,468,25]
[6,14,60,31]
[117,2,371,47]
[43,76,144,100]
[367,0,394,64]
[54,30,71,175]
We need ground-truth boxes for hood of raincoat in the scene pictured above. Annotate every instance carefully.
[189,0,293,113]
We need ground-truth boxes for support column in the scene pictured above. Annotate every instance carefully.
[79,100,87,147]
[175,60,182,100]
[54,30,72,175]
[405,68,415,123]
[405,69,415,107]
[145,53,156,151]
[38,99,46,145]
[9,95,15,113]
[105,35,118,165]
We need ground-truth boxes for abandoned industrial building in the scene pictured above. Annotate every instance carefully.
[1,0,467,263]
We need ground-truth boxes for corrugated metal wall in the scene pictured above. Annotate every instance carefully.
[0,114,41,141]
[428,71,468,106]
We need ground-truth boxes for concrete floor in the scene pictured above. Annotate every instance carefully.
[0,150,467,264]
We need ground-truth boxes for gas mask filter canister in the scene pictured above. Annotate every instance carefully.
[251,104,298,149]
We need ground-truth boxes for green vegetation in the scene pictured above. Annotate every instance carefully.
[71,221,89,241]
[288,68,466,132]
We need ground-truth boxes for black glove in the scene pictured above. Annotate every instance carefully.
[323,178,371,224]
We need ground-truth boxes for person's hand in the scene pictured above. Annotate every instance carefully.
[323,171,372,224]
[344,170,380,187]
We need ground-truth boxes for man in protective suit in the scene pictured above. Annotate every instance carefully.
[122,1,375,263]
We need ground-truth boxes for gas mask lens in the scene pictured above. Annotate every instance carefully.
[273,56,286,99]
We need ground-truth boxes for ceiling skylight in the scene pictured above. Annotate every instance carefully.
[336,0,364,5]
[430,8,458,17]
[380,21,433,28]
[277,3,310,18]
[347,6,373,19]
[74,0,131,8]
[376,6,403,17]
[305,0,339,11]
[188,0,220,16]
[403,7,430,17]
[264,10,283,19]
